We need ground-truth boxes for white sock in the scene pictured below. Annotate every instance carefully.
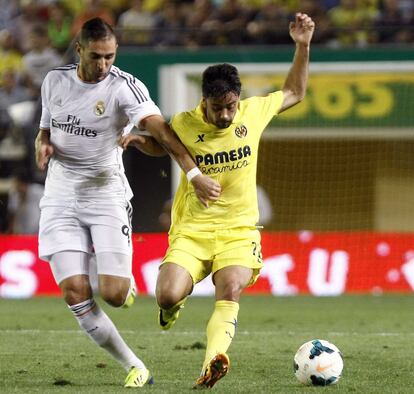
[69,299,145,371]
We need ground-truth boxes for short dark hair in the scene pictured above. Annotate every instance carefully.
[202,63,241,98]
[79,17,116,45]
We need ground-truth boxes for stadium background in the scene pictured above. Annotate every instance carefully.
[2,44,414,298]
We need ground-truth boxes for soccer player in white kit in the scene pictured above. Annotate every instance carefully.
[35,17,221,388]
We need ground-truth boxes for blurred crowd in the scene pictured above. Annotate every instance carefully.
[0,0,413,233]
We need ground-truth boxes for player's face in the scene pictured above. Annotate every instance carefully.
[76,37,117,83]
[202,92,239,129]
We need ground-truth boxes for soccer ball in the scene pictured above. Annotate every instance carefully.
[293,339,343,386]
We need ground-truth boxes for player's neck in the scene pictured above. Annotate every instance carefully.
[77,65,88,82]
[77,65,95,84]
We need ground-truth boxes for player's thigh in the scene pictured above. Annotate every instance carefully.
[156,262,193,303]
[214,265,254,289]
[87,201,133,256]
[49,251,92,304]
[96,252,131,305]
[213,229,263,288]
[213,265,254,301]
[95,251,132,278]
[162,232,213,285]
[39,201,92,260]
[49,250,90,284]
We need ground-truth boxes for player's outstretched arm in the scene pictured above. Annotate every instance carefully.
[35,128,54,170]
[138,115,221,207]
[279,12,315,114]
[119,133,167,157]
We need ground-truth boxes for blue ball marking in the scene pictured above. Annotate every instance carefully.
[309,340,335,359]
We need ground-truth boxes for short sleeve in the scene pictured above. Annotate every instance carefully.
[117,76,161,127]
[244,91,284,135]
[255,91,284,120]
[39,73,51,129]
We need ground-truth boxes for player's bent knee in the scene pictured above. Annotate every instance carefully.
[64,291,91,306]
[60,276,92,305]
[101,289,127,307]
[101,293,125,308]
[99,274,130,307]
[156,292,182,310]
[216,281,245,302]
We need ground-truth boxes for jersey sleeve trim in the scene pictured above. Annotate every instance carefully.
[110,68,147,103]
[131,107,162,128]
[52,64,77,71]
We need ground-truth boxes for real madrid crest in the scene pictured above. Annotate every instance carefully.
[94,100,105,116]
[235,124,247,138]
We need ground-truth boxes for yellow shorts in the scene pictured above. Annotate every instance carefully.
[162,228,263,286]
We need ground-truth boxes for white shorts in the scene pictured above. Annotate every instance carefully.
[38,197,133,261]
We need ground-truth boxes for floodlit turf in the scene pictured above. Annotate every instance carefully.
[1,295,414,393]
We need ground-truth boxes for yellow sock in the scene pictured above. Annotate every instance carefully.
[202,300,239,371]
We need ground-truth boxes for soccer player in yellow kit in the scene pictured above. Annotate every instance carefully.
[122,12,314,389]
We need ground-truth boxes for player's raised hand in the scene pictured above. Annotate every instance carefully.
[191,174,221,208]
[289,13,315,46]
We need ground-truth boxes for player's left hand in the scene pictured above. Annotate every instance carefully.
[191,174,221,208]
[119,133,146,150]
[289,13,315,46]
[119,133,166,156]
[35,141,54,170]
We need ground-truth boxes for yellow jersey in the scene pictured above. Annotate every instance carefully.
[170,91,284,233]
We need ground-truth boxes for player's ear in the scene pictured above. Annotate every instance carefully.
[75,41,82,57]
[201,98,208,118]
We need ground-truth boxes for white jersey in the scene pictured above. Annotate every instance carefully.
[39,64,161,202]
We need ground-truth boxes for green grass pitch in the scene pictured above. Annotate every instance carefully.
[1,295,414,393]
